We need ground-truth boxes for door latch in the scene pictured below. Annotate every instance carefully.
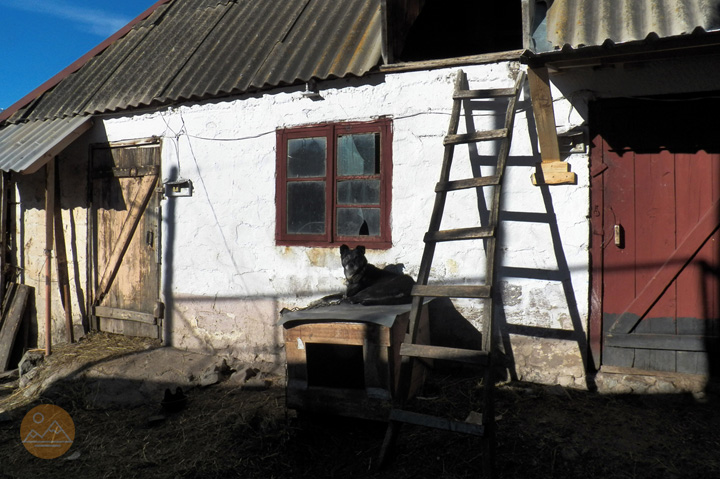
[614,224,624,248]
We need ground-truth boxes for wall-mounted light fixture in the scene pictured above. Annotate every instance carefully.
[301,79,322,100]
[165,178,193,197]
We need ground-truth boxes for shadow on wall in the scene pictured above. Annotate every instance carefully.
[454,74,595,390]
[161,166,282,367]
[163,166,176,347]
[14,168,46,291]
[427,297,484,349]
[13,152,91,346]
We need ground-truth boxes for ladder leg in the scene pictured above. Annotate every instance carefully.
[482,361,496,478]
[482,430,496,478]
[378,419,402,469]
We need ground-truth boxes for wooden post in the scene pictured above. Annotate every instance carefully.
[528,66,560,162]
[45,159,55,356]
[528,65,576,185]
[53,160,74,343]
[0,173,7,303]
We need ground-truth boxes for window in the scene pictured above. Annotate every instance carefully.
[276,119,392,248]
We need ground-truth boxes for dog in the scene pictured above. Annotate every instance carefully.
[339,244,415,305]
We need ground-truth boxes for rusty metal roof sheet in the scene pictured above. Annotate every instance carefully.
[4,0,383,124]
[0,116,93,173]
[545,0,720,49]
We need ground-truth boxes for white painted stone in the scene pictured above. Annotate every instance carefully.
[19,61,591,385]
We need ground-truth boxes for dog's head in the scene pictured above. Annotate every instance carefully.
[340,244,367,280]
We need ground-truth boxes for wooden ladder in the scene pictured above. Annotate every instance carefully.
[378,68,526,477]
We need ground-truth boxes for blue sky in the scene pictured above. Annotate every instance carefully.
[0,0,154,112]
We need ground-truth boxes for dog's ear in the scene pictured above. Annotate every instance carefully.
[357,245,366,255]
[340,244,350,255]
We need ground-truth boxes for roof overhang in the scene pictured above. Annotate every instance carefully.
[522,29,720,70]
[0,116,94,174]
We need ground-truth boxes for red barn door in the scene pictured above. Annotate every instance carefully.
[591,99,720,375]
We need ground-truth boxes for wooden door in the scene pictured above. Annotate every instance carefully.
[90,142,161,338]
[591,99,720,375]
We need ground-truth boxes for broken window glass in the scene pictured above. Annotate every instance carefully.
[337,133,380,176]
[337,208,380,237]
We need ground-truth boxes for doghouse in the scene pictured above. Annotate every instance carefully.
[280,301,431,420]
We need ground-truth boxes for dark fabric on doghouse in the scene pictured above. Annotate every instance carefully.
[279,301,431,329]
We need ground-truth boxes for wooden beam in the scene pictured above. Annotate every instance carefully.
[531,160,576,185]
[610,197,720,334]
[94,306,157,325]
[380,0,393,65]
[605,333,709,352]
[0,285,31,370]
[92,165,160,180]
[521,0,535,50]
[45,159,55,356]
[284,322,392,347]
[399,343,489,365]
[527,66,561,163]
[95,174,157,304]
[389,409,485,436]
[380,50,524,73]
[0,173,8,303]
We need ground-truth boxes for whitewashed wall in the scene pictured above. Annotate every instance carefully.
[15,145,90,348]
[22,60,590,385]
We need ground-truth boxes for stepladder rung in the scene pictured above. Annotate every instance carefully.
[400,343,489,366]
[453,87,517,100]
[424,226,495,243]
[435,175,501,192]
[389,409,485,436]
[412,284,491,299]
[444,128,508,145]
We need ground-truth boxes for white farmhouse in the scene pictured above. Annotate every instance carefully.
[1,0,719,394]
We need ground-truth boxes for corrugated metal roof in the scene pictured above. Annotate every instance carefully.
[545,0,720,49]
[0,116,93,173]
[5,0,383,124]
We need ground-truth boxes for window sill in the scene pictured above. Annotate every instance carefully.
[276,240,392,250]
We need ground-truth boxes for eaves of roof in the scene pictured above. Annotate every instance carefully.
[523,27,720,69]
[0,116,93,174]
[2,0,383,125]
[544,0,720,50]
[524,0,720,68]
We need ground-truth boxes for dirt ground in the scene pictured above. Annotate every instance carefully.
[0,333,718,479]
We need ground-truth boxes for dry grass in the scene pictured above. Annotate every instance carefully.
[0,333,159,413]
[0,334,719,479]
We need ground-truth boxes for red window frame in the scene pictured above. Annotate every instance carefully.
[276,119,393,249]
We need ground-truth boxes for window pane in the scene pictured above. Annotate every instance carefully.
[337,208,380,236]
[337,133,380,176]
[287,137,326,178]
[287,182,325,234]
[337,180,380,205]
